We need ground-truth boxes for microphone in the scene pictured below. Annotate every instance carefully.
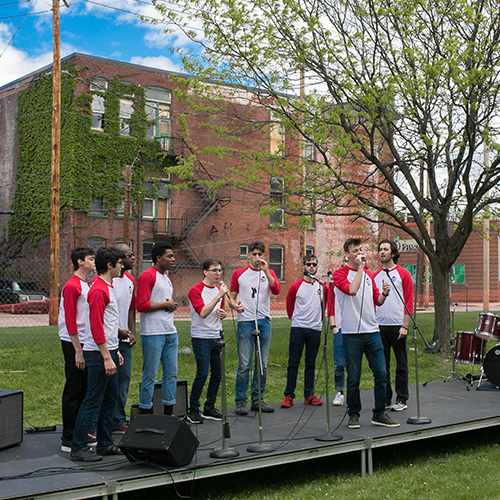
[327,271,333,278]
[304,272,324,284]
[361,257,366,262]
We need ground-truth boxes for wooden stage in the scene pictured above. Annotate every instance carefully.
[1,379,499,500]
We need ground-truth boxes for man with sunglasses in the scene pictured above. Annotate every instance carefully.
[230,240,281,415]
[186,258,228,424]
[281,255,324,408]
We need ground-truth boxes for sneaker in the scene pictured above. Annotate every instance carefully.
[113,423,128,434]
[304,394,323,406]
[333,393,345,406]
[96,444,123,456]
[70,448,103,462]
[202,407,222,421]
[251,401,275,413]
[186,409,204,424]
[281,395,294,408]
[391,401,408,412]
[235,403,248,416]
[348,414,360,429]
[372,413,400,427]
[61,441,72,453]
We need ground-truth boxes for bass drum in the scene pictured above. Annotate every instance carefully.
[483,346,500,387]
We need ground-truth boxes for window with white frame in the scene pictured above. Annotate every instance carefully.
[269,244,284,280]
[90,78,107,131]
[145,88,172,150]
[270,176,285,227]
[141,178,171,222]
[239,244,249,258]
[119,98,134,136]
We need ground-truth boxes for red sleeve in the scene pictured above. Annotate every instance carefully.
[62,278,81,336]
[137,269,156,313]
[326,284,335,316]
[332,267,351,295]
[230,267,246,294]
[188,282,205,315]
[399,266,414,315]
[268,269,281,295]
[88,285,109,345]
[286,280,301,319]
[126,272,136,311]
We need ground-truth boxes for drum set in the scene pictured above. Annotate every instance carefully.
[455,312,500,387]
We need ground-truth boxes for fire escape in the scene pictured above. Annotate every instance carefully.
[152,137,231,266]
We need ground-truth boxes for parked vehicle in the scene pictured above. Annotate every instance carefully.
[0,278,49,304]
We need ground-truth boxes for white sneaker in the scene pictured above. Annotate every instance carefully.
[333,392,345,406]
[391,401,408,412]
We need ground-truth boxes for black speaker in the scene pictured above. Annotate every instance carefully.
[119,415,199,467]
[0,389,23,450]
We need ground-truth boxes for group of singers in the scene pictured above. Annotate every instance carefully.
[57,236,413,462]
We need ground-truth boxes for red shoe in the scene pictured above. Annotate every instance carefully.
[281,395,294,408]
[304,394,323,406]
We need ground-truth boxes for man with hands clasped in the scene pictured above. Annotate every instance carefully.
[333,238,399,429]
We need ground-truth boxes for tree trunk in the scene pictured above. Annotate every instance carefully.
[431,263,451,353]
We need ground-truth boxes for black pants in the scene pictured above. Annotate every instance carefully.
[379,325,409,404]
[61,340,87,444]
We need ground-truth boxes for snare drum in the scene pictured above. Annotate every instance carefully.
[474,312,500,342]
[454,331,486,364]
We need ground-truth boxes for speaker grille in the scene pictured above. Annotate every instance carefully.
[0,389,23,450]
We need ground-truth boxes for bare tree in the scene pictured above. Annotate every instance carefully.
[154,0,500,349]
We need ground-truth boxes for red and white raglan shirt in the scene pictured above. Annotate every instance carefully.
[230,266,281,322]
[112,271,136,343]
[188,281,225,339]
[136,266,177,336]
[332,265,382,334]
[374,265,414,326]
[326,284,342,327]
[58,275,91,345]
[286,278,325,331]
[85,276,119,352]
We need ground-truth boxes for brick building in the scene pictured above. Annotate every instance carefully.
[0,53,377,306]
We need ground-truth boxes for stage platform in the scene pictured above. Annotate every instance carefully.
[1,379,499,500]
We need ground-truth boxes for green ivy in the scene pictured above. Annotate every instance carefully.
[9,68,173,246]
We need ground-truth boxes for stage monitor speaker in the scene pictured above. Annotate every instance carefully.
[119,415,199,467]
[0,389,23,450]
[152,379,188,417]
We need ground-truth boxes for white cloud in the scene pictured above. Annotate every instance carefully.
[129,55,184,74]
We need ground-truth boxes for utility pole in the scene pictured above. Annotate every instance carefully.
[123,163,131,245]
[48,0,69,325]
[298,67,306,274]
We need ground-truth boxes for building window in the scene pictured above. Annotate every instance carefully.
[270,176,285,227]
[141,178,171,224]
[88,237,106,251]
[270,111,286,156]
[90,78,107,131]
[269,244,284,280]
[239,244,249,258]
[119,98,134,136]
[90,197,105,216]
[145,88,172,150]
[306,246,315,255]
[304,141,315,161]
[141,240,155,272]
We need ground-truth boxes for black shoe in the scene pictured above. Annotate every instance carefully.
[71,448,103,462]
[235,403,248,416]
[202,407,222,421]
[163,405,173,416]
[96,444,123,456]
[251,401,275,413]
[186,409,203,424]
[139,407,154,415]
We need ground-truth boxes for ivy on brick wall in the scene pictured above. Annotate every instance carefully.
[8,67,171,246]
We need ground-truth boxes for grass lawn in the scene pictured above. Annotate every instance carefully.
[0,310,498,499]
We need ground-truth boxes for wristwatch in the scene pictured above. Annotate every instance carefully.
[330,324,337,330]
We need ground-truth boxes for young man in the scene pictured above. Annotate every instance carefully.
[230,240,281,415]
[111,243,136,433]
[186,258,228,424]
[137,242,178,415]
[281,254,324,408]
[59,247,95,453]
[374,239,413,412]
[333,238,399,429]
[71,247,124,461]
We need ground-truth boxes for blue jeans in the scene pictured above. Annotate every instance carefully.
[342,333,387,417]
[235,317,271,405]
[333,328,346,392]
[284,327,321,399]
[139,334,178,409]
[114,341,132,428]
[71,349,119,453]
[189,337,222,411]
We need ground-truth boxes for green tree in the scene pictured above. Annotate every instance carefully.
[153,0,500,350]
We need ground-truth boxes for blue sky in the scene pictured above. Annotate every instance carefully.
[0,0,195,86]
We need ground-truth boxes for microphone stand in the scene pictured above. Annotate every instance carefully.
[247,285,275,453]
[210,329,239,459]
[315,278,342,442]
[383,269,431,425]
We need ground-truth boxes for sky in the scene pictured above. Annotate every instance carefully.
[0,0,197,87]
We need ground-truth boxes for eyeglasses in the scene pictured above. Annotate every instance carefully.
[207,269,222,273]
[305,262,318,267]
[126,253,134,258]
